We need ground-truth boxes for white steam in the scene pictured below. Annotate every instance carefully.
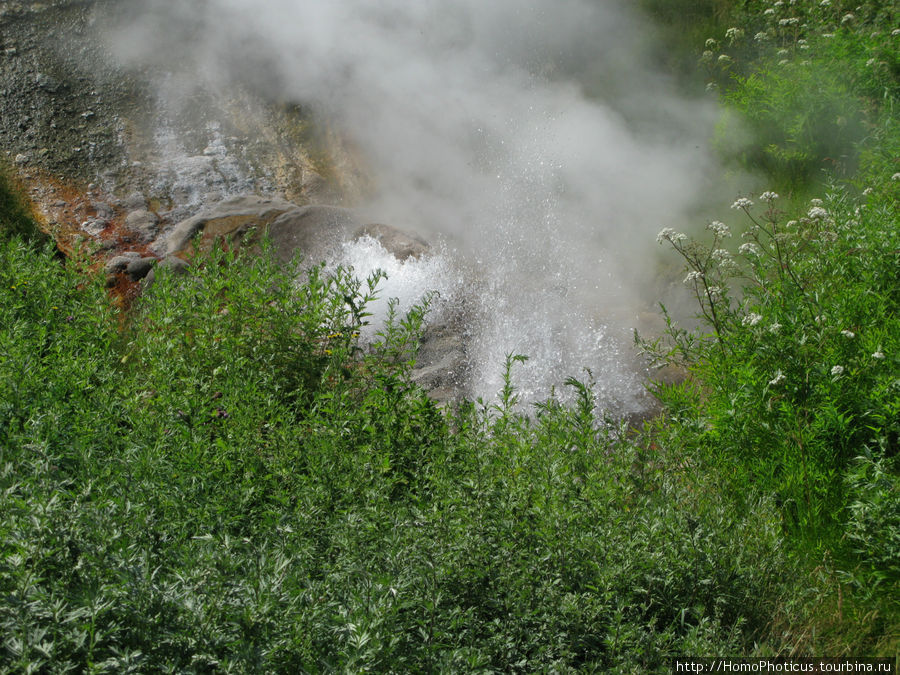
[108,0,721,411]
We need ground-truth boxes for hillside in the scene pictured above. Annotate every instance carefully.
[1,0,898,670]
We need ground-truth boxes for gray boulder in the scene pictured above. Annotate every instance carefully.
[353,223,430,261]
[125,209,160,242]
[126,257,157,281]
[265,205,360,265]
[151,194,297,257]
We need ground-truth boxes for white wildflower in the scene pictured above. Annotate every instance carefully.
[755,32,770,42]
[831,365,845,376]
[866,58,876,67]
[891,172,900,181]
[684,270,703,285]
[862,187,873,196]
[705,38,718,49]
[785,220,797,228]
[743,313,763,327]
[760,191,779,202]
[841,13,855,24]
[841,330,855,339]
[777,49,789,57]
[779,59,790,66]
[711,248,732,262]
[779,17,800,26]
[872,351,885,360]
[718,54,732,65]
[656,227,676,244]
[705,82,719,92]
[769,323,782,334]
[810,198,823,206]
[822,33,834,38]
[707,221,732,237]
[702,50,714,61]
[769,370,786,386]
[731,197,753,210]
[764,8,776,16]
[893,29,900,37]
[739,243,759,256]
[725,27,744,42]
[808,206,829,220]
[820,0,830,6]
[774,1,784,7]
[707,286,724,300]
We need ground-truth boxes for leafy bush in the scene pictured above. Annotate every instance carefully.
[0,234,791,671]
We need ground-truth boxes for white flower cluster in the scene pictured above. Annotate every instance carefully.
[831,365,845,376]
[711,248,732,262]
[769,323,782,334]
[760,191,779,202]
[779,17,800,26]
[807,206,829,220]
[841,330,855,339]
[684,270,704,285]
[718,54,732,65]
[739,242,759,256]
[657,228,687,244]
[841,13,855,24]
[891,172,900,181]
[731,197,753,210]
[755,32,770,42]
[893,29,900,37]
[725,27,744,42]
[873,351,886,360]
[707,286,724,301]
[769,370,786,386]
[707,221,732,238]
[742,313,763,327]
[819,0,830,6]
[764,8,776,16]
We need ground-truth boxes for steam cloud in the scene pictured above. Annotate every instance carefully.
[109,0,722,410]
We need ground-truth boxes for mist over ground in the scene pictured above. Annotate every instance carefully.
[107,0,725,410]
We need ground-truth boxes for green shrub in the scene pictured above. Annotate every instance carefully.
[0,236,791,670]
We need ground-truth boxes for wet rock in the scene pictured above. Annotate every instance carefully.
[265,205,360,265]
[121,193,148,210]
[354,223,430,261]
[80,217,107,236]
[411,324,469,406]
[152,194,297,257]
[126,256,156,281]
[92,201,113,219]
[104,251,140,274]
[142,255,190,288]
[125,208,159,242]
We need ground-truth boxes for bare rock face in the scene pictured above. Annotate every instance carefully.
[151,193,431,269]
[151,194,297,257]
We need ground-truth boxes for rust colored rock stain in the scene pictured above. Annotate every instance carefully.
[18,168,156,311]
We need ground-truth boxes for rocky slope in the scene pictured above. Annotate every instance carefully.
[1,0,472,402]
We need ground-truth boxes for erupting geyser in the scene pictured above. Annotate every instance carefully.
[108,0,723,412]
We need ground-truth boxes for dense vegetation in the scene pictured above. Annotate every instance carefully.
[1,0,897,671]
